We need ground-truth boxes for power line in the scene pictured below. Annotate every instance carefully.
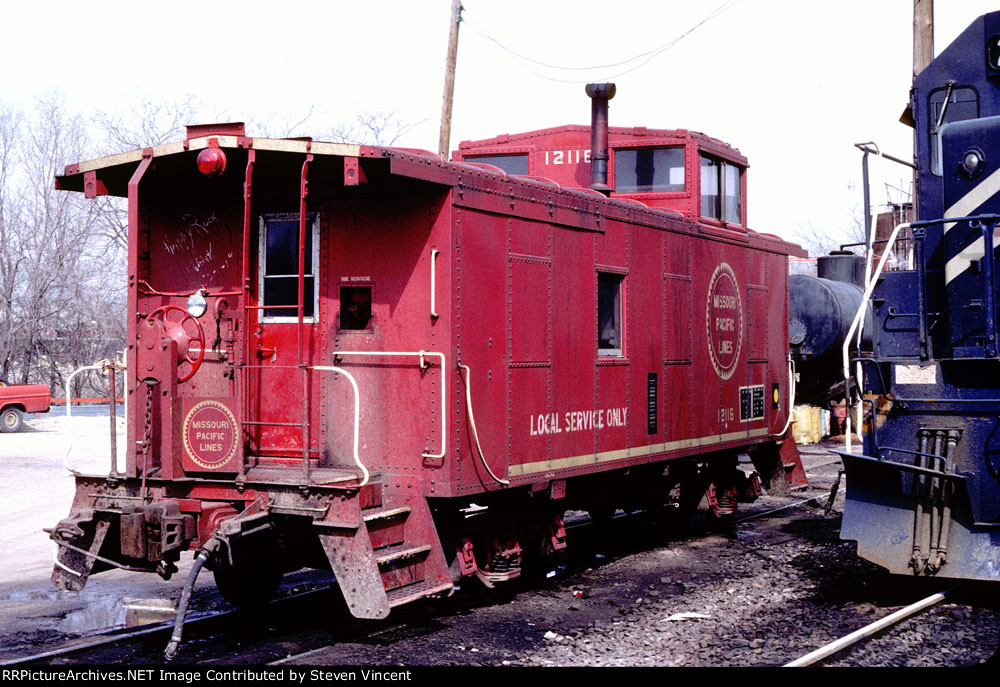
[461,1,740,84]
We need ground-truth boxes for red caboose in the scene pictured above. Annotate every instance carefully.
[49,86,805,624]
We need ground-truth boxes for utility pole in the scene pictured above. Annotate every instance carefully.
[914,0,933,77]
[912,0,933,222]
[438,0,463,159]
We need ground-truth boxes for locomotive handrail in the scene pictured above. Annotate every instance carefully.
[844,222,910,454]
[311,366,369,486]
[330,350,447,461]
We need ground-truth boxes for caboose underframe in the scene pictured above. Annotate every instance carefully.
[49,122,805,617]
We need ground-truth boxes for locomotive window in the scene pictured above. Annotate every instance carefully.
[259,213,320,321]
[614,147,685,192]
[929,86,978,176]
[598,273,624,356]
[339,286,373,330]
[700,156,743,225]
[464,154,529,175]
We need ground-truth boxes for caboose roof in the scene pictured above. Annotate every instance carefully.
[54,124,802,257]
[55,132,377,197]
[458,124,747,165]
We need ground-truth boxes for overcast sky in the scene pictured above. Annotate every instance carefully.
[2,1,997,244]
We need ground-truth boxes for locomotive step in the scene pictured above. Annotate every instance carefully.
[385,579,454,609]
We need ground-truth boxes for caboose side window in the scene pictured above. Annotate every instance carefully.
[614,147,685,193]
[259,213,320,321]
[700,156,743,225]
[598,272,624,356]
[464,154,529,175]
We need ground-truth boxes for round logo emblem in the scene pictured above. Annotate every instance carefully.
[182,400,238,470]
[706,263,743,380]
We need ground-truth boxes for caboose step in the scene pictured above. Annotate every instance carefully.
[376,544,431,567]
[365,506,411,549]
[364,506,411,523]
[385,579,454,608]
[376,544,432,592]
[242,465,372,486]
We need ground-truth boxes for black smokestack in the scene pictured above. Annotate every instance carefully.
[586,83,616,194]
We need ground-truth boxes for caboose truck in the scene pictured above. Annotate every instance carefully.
[835,11,1000,581]
[48,84,805,650]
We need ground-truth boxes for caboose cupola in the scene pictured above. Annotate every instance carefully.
[456,85,748,226]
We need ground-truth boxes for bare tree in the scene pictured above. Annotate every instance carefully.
[0,94,124,394]
[95,94,206,150]
[793,204,867,257]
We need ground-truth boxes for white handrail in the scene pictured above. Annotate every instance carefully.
[63,364,104,475]
[430,249,440,319]
[844,222,910,454]
[331,350,447,460]
[312,366,369,486]
[459,363,509,485]
[772,355,798,438]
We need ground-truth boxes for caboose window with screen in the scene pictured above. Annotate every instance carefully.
[614,147,685,192]
[339,285,373,330]
[700,156,743,225]
[464,154,529,175]
[259,213,320,321]
[598,272,624,356]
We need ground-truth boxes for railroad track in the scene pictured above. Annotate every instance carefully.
[4,474,846,666]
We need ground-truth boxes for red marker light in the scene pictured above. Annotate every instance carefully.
[196,147,227,176]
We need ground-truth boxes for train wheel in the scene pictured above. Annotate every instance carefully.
[1,407,23,433]
[212,556,283,609]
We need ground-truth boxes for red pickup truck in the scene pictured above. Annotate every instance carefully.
[0,381,51,432]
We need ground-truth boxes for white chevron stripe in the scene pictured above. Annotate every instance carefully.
[945,233,1000,284]
[943,165,1000,234]
[943,166,1000,284]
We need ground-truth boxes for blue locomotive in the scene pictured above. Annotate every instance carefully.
[835,11,1000,581]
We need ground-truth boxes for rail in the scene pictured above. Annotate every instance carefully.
[332,350,447,461]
